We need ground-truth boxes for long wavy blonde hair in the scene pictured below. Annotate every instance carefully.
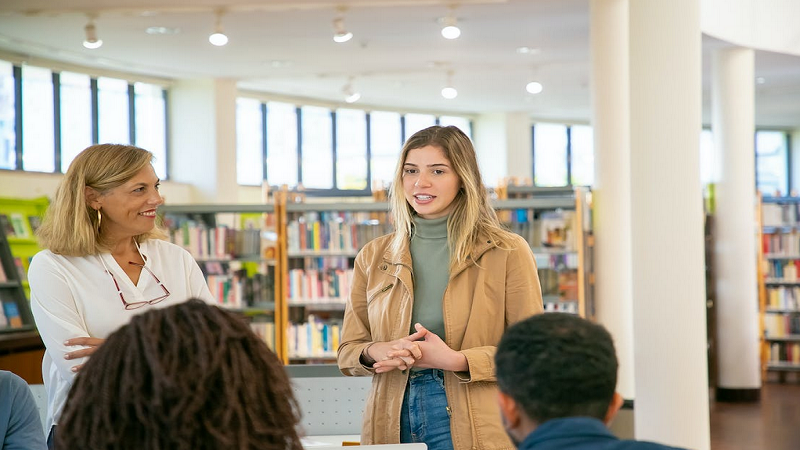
[36,144,167,256]
[389,126,511,271]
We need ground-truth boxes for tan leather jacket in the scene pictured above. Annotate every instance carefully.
[338,231,543,450]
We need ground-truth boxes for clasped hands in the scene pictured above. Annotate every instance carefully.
[367,323,468,374]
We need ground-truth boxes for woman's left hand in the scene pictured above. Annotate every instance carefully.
[410,323,468,372]
[63,337,105,372]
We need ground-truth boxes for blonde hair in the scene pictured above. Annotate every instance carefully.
[37,144,167,256]
[389,126,511,270]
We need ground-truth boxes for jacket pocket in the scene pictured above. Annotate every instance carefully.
[367,283,394,304]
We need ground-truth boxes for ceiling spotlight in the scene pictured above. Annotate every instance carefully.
[526,81,543,94]
[441,70,458,99]
[441,7,461,40]
[333,8,353,43]
[83,15,103,49]
[756,76,766,85]
[209,10,229,46]
[342,78,361,103]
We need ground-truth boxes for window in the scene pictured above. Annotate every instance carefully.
[699,129,715,185]
[370,111,402,189]
[60,71,92,173]
[570,125,593,186]
[0,61,15,170]
[134,82,168,180]
[439,115,472,139]
[236,98,263,186]
[756,130,788,196]
[335,108,368,190]
[300,106,333,189]
[21,65,55,172]
[404,113,436,139]
[266,101,298,187]
[533,123,568,187]
[97,77,130,145]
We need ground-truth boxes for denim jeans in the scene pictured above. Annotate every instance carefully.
[400,369,454,450]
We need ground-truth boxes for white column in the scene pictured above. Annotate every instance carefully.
[629,1,710,449]
[169,78,238,203]
[590,0,635,400]
[711,47,760,394]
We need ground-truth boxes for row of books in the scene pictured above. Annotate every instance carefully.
[764,313,800,338]
[534,253,579,271]
[287,268,353,304]
[249,321,275,351]
[766,287,800,311]
[543,301,579,314]
[764,260,800,280]
[0,257,27,283]
[762,203,800,228]
[286,315,342,358]
[286,211,392,253]
[205,270,276,308]
[0,213,40,239]
[769,342,800,364]
[0,299,23,328]
[539,270,579,302]
[762,232,800,255]
[169,223,276,260]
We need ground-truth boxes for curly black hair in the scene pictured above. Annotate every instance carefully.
[56,299,303,450]
[495,312,618,424]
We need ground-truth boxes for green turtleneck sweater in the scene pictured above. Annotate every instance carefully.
[410,215,449,341]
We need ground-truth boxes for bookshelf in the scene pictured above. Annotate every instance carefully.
[0,197,49,299]
[759,195,800,381]
[0,229,35,332]
[501,186,595,319]
[159,203,281,356]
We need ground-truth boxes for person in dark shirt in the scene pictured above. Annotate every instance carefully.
[495,313,687,450]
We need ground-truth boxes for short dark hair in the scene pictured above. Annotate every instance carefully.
[495,313,618,424]
[57,299,303,450]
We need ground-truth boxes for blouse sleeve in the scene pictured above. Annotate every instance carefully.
[183,250,215,305]
[28,253,89,382]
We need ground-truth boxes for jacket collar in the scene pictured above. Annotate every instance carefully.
[381,230,498,276]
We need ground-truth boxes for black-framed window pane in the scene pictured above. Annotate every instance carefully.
[134,82,167,180]
[533,123,568,187]
[370,110,402,189]
[60,71,92,173]
[236,97,263,186]
[97,77,130,144]
[0,60,15,170]
[699,129,714,186]
[756,130,788,196]
[266,101,298,187]
[335,108,367,190]
[570,125,593,186]
[21,65,55,172]
[404,113,436,138]
[300,105,333,189]
[438,115,471,139]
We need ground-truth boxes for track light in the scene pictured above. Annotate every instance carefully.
[83,15,103,49]
[209,10,229,46]
[441,7,461,40]
[342,78,361,103]
[441,70,458,99]
[526,81,543,94]
[333,8,353,43]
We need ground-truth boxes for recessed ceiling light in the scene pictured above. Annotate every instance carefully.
[756,77,766,84]
[268,60,293,68]
[145,26,180,35]
[516,46,541,55]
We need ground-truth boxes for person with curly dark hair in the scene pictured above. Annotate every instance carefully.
[495,313,687,450]
[55,299,303,450]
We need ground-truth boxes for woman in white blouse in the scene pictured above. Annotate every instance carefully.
[29,144,214,448]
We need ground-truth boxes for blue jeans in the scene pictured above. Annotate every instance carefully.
[400,369,454,450]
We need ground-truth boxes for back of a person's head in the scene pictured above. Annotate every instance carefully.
[495,312,618,424]
[56,299,303,450]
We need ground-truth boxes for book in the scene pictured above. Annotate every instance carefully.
[13,257,27,282]
[0,214,15,237]
[9,213,29,238]
[2,301,23,328]
[27,215,42,233]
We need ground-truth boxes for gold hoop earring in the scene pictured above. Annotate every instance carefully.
[97,209,102,231]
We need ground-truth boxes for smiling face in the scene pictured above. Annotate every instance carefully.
[402,145,461,219]
[87,164,163,243]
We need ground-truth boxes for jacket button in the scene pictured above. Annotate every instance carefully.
[381,264,387,270]
[486,240,491,243]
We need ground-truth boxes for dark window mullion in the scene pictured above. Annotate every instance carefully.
[261,102,268,184]
[13,65,22,170]
[531,125,536,186]
[128,83,135,144]
[786,132,793,195]
[296,107,302,185]
[163,88,170,180]
[566,126,572,187]
[53,72,61,173]
[400,115,406,144]
[90,78,99,144]
[331,110,338,190]
[365,112,372,193]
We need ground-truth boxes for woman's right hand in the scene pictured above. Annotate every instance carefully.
[371,328,427,373]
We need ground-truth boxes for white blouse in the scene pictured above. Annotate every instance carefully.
[28,239,215,432]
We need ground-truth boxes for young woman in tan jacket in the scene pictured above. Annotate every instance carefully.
[338,125,544,450]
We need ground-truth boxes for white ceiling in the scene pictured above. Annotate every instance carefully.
[0,0,798,127]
